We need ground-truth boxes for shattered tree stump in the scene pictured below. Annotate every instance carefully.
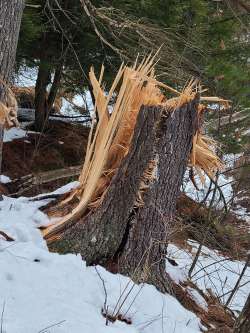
[49,97,198,292]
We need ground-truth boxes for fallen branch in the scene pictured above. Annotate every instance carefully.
[9,165,81,197]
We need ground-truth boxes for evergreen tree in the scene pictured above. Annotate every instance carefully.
[16,0,250,131]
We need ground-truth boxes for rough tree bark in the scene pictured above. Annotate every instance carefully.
[118,98,198,290]
[49,97,198,291]
[35,40,67,130]
[0,0,25,88]
[234,293,250,333]
[34,46,51,131]
[0,0,25,175]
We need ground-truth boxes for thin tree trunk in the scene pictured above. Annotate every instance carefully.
[49,96,199,292]
[47,41,70,113]
[234,293,250,333]
[0,0,25,185]
[226,255,250,308]
[188,172,219,278]
[47,62,63,113]
[34,33,51,132]
[34,57,51,131]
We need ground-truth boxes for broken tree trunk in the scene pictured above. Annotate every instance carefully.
[119,98,198,291]
[49,96,198,291]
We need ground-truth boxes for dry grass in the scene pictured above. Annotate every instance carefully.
[173,281,234,332]
[43,55,226,241]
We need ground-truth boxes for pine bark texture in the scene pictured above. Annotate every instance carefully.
[119,98,198,288]
[0,0,25,175]
[0,0,25,90]
[234,293,250,333]
[34,55,51,131]
[51,105,162,262]
[50,97,199,289]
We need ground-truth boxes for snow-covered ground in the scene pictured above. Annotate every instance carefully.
[180,155,250,313]
[15,66,38,87]
[242,128,250,136]
[183,153,250,223]
[0,182,204,333]
[0,175,11,184]
[167,242,250,313]
[3,127,33,143]
[183,154,239,204]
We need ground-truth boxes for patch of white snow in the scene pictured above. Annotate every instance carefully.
[0,175,11,184]
[0,183,203,333]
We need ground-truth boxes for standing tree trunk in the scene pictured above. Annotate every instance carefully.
[49,96,198,292]
[47,62,63,113]
[234,293,250,333]
[34,55,51,132]
[0,0,25,176]
[34,32,53,132]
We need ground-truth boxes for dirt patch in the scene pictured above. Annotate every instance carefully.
[176,194,250,260]
[172,279,235,332]
[2,120,89,179]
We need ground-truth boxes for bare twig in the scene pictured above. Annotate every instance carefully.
[225,255,250,308]
[188,173,219,278]
[38,319,66,333]
[0,301,5,333]
[219,280,250,299]
[94,266,108,325]
[191,258,228,279]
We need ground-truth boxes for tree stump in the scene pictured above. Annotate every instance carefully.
[49,96,199,292]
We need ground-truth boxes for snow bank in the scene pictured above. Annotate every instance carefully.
[167,242,250,313]
[183,169,234,207]
[0,183,202,333]
[183,153,250,223]
[3,128,29,142]
[3,127,39,143]
[0,175,11,184]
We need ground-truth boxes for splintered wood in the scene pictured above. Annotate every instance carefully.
[43,56,225,241]
[0,80,18,128]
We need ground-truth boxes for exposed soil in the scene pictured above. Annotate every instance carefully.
[176,194,250,261]
[2,120,89,195]
[3,120,89,178]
